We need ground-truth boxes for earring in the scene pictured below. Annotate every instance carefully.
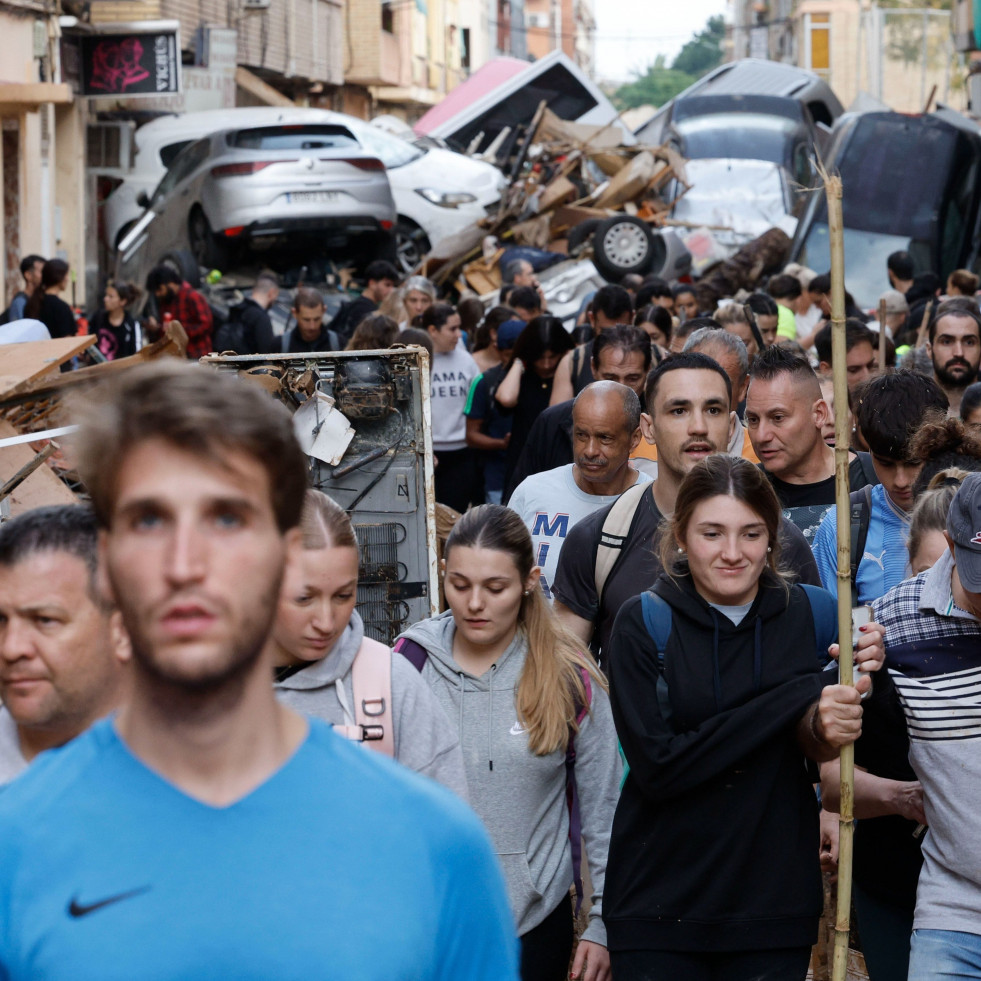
[523,590,530,596]
[767,547,772,553]
[677,547,684,554]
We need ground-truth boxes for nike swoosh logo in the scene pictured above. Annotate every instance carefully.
[509,721,526,735]
[68,886,151,918]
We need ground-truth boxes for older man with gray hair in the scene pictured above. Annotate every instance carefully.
[683,326,759,464]
[507,381,651,599]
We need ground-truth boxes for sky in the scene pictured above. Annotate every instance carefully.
[592,0,730,86]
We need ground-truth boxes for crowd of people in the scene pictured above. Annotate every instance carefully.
[3,242,981,980]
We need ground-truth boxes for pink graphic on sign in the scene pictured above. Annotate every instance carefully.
[89,37,150,92]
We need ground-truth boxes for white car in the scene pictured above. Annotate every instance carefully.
[104,106,506,274]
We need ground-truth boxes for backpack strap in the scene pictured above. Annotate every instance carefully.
[338,636,395,757]
[594,482,649,602]
[798,583,838,664]
[848,484,873,605]
[393,636,428,672]
[565,664,592,916]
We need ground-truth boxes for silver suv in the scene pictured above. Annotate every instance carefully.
[117,122,396,278]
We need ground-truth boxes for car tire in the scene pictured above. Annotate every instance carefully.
[188,207,229,272]
[395,219,431,275]
[592,216,662,282]
[160,249,202,290]
[567,218,601,255]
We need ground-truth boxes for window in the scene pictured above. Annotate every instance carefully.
[805,13,830,76]
[461,27,470,70]
[382,1,394,33]
[230,125,359,151]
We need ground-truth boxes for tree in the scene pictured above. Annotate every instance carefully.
[672,16,726,77]
[613,15,726,110]
[615,55,696,110]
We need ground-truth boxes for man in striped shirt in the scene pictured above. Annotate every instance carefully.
[870,472,981,980]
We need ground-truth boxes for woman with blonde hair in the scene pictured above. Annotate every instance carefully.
[395,504,619,981]
[272,489,467,798]
[605,454,885,981]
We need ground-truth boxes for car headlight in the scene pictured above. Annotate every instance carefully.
[415,188,479,208]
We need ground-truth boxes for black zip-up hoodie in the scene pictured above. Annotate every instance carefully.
[604,570,833,953]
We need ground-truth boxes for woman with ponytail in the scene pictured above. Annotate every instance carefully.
[271,489,468,799]
[395,504,619,981]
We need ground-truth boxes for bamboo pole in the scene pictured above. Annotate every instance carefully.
[824,172,856,981]
[878,299,888,371]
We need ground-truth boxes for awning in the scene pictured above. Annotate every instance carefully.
[0,82,72,112]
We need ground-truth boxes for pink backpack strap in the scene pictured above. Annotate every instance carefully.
[347,637,395,758]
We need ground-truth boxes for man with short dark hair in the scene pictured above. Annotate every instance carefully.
[635,278,674,312]
[550,285,634,404]
[553,352,820,658]
[0,361,517,979]
[219,272,280,355]
[746,345,877,542]
[508,381,650,598]
[6,254,44,322]
[684,326,759,461]
[281,287,339,353]
[813,371,948,604]
[887,250,914,293]
[814,319,879,391]
[0,506,129,783]
[505,325,652,495]
[508,285,542,323]
[329,260,400,344]
[767,274,803,342]
[145,265,214,358]
[927,298,981,415]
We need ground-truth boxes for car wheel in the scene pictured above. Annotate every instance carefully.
[395,220,430,275]
[567,218,601,255]
[592,216,662,282]
[160,249,202,290]
[188,208,228,271]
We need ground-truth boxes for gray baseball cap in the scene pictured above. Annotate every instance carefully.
[946,472,981,591]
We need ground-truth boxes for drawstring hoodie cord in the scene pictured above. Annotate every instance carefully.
[335,677,355,728]
[488,663,497,771]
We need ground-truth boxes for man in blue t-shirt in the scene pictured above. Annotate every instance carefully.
[0,361,518,981]
[813,371,949,605]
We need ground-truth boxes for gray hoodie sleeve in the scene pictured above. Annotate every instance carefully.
[391,652,471,803]
[574,683,623,946]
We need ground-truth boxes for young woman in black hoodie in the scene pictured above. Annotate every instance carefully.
[604,455,885,981]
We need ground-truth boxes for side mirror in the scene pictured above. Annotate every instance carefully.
[136,190,150,209]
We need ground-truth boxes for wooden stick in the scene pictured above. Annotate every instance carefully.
[0,442,58,503]
[878,299,888,371]
[916,299,934,350]
[824,170,856,981]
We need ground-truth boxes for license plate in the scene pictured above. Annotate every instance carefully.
[288,191,341,203]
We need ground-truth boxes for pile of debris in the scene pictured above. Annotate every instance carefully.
[429,104,692,295]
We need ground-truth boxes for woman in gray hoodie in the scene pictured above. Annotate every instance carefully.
[396,505,620,981]
[271,490,468,799]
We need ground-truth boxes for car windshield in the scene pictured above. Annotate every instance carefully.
[229,125,360,151]
[676,113,797,165]
[351,125,425,169]
[796,222,912,311]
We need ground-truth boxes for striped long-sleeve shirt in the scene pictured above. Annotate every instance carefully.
[871,550,981,936]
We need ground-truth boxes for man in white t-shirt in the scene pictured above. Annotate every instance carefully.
[428,304,480,512]
[507,382,650,599]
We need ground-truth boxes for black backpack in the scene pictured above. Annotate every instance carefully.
[213,303,250,355]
